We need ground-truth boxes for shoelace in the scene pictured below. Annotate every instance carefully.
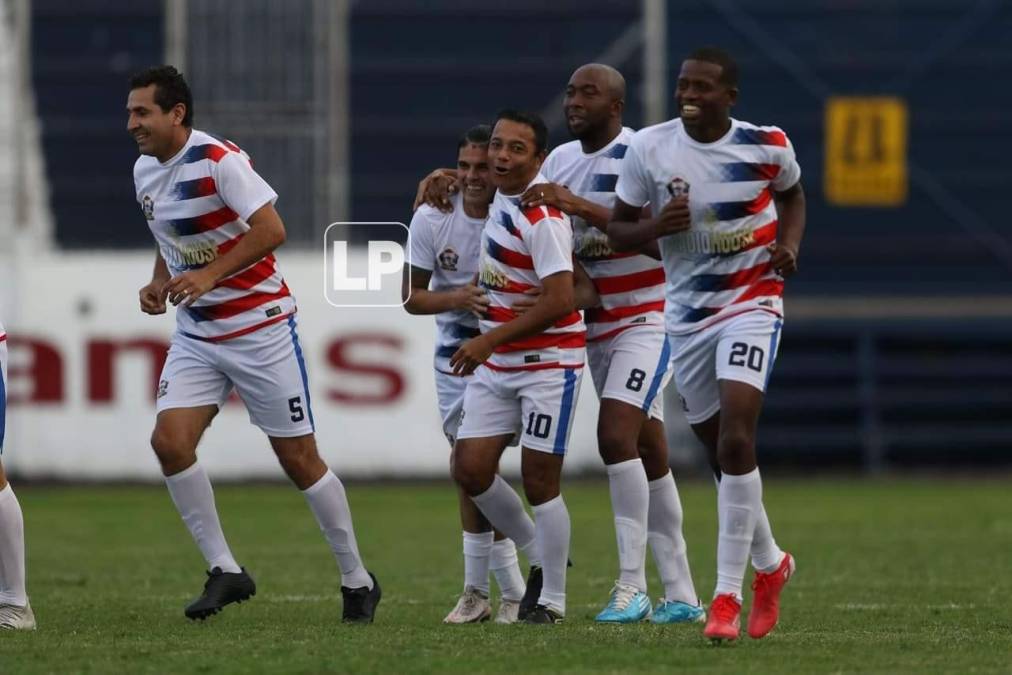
[608,583,640,611]
[710,596,739,622]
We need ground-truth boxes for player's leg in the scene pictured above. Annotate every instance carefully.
[516,366,582,624]
[268,432,380,623]
[638,417,705,624]
[0,461,34,630]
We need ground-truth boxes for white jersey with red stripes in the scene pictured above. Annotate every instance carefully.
[615,118,801,336]
[133,129,294,341]
[542,127,665,342]
[407,192,484,373]
[478,173,586,371]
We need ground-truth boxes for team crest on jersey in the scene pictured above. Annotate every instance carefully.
[666,177,690,199]
[438,247,460,271]
[142,195,154,220]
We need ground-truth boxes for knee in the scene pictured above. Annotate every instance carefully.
[597,426,637,465]
[716,427,755,468]
[451,446,492,496]
[273,439,324,482]
[521,470,558,506]
[150,426,196,472]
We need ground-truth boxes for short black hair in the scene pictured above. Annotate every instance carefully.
[129,65,194,127]
[686,47,739,88]
[458,124,491,149]
[493,110,548,154]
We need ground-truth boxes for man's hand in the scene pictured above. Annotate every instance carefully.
[767,243,799,277]
[163,269,218,307]
[654,196,691,237]
[139,280,169,315]
[413,170,458,212]
[510,287,541,315]
[449,334,493,376]
[520,183,576,213]
[451,284,490,317]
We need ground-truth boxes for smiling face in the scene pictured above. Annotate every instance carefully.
[488,119,544,194]
[675,59,737,140]
[457,142,494,212]
[126,84,186,160]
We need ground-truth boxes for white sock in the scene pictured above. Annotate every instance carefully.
[470,476,540,567]
[647,471,698,605]
[490,538,526,602]
[606,458,649,592]
[303,470,372,589]
[164,463,241,574]
[714,468,762,601]
[532,495,570,615]
[462,531,493,595]
[751,503,785,573]
[0,485,27,606]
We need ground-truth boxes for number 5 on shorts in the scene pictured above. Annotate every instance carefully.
[288,396,304,422]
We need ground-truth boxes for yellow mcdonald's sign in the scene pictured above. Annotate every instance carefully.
[824,97,908,207]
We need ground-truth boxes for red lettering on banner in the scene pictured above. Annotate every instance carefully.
[7,337,64,403]
[326,333,405,405]
[87,339,170,403]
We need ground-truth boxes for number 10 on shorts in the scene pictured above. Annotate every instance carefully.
[324,222,411,307]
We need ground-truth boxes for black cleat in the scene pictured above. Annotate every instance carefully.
[523,603,564,624]
[518,566,543,621]
[184,567,256,620]
[342,572,381,624]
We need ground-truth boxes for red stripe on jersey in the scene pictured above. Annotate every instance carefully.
[187,312,294,342]
[495,332,586,353]
[217,233,244,256]
[205,145,228,162]
[585,300,665,323]
[191,206,239,235]
[522,205,563,225]
[748,220,779,250]
[0,333,6,343]
[193,285,291,321]
[718,260,772,291]
[486,306,583,328]
[218,257,278,291]
[484,360,585,372]
[487,240,534,270]
[592,267,666,295]
[745,188,773,216]
[733,278,784,305]
[482,278,537,295]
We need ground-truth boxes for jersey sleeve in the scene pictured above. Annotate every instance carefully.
[526,216,574,280]
[214,151,279,221]
[407,207,437,272]
[540,149,559,183]
[614,133,651,208]
[771,131,802,192]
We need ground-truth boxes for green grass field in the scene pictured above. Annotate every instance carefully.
[2,478,1010,674]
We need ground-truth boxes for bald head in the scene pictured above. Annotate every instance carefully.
[570,63,626,101]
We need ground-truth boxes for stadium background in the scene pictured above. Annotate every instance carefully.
[1,0,1010,480]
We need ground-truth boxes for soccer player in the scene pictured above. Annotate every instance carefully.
[0,323,35,630]
[609,47,804,641]
[402,124,527,624]
[518,64,703,625]
[127,66,380,623]
[450,110,584,625]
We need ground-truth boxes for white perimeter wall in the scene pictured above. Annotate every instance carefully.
[2,251,695,481]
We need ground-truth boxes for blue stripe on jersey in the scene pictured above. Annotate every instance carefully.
[680,304,721,324]
[720,162,776,182]
[450,324,481,340]
[731,127,780,146]
[181,144,221,164]
[551,368,579,455]
[708,199,760,221]
[171,177,211,201]
[435,345,457,358]
[604,143,628,159]
[688,271,747,292]
[642,335,671,414]
[764,319,783,389]
[288,316,316,431]
[585,173,618,193]
[500,211,521,238]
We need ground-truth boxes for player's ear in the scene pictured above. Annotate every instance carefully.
[172,102,187,127]
[726,85,738,108]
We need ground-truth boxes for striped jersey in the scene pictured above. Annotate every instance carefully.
[478,173,586,371]
[615,118,801,336]
[408,192,484,374]
[133,129,294,341]
[542,128,665,341]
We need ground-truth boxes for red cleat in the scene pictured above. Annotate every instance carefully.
[748,552,795,639]
[703,593,741,642]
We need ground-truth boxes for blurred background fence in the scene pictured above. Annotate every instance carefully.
[1,0,1010,479]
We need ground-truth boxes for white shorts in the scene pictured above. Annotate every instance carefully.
[667,310,783,425]
[456,365,583,455]
[157,316,316,437]
[0,332,7,453]
[587,326,671,421]
[434,367,469,445]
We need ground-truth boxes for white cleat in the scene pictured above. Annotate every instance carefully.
[443,586,491,624]
[0,601,36,630]
[495,598,521,624]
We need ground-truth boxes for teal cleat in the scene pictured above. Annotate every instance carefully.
[650,599,706,624]
[594,582,652,623]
